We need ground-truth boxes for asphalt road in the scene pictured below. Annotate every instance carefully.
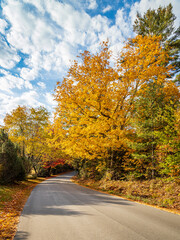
[14,172,180,240]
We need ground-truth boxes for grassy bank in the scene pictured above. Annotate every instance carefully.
[73,177,180,214]
[0,178,46,240]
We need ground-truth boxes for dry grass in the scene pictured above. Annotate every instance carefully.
[73,177,180,214]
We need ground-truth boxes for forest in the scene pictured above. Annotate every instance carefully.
[0,4,179,184]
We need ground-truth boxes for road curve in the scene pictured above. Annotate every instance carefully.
[14,172,180,240]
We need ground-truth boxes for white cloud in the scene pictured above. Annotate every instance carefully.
[46,0,90,32]
[87,10,131,53]
[24,52,41,68]
[7,30,33,54]
[24,81,33,90]
[42,55,53,72]
[3,0,36,45]
[0,19,8,34]
[3,1,36,55]
[109,42,124,57]
[90,14,109,33]
[123,0,130,9]
[0,90,41,125]
[0,37,20,69]
[0,70,33,93]
[31,19,56,52]
[45,92,57,107]
[102,5,112,13]
[115,9,133,38]
[88,0,98,10]
[53,41,76,68]
[2,0,91,77]
[37,82,46,89]
[19,90,40,106]
[0,0,130,78]
[23,0,45,14]
[20,67,39,81]
[0,69,9,75]
[0,76,23,93]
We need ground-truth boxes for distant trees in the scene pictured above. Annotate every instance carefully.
[4,106,50,176]
[2,105,70,179]
[25,107,50,176]
[4,106,28,158]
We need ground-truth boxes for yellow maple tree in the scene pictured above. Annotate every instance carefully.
[4,106,29,157]
[53,36,173,176]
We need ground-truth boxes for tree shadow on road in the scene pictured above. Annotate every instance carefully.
[14,231,29,240]
[21,172,133,217]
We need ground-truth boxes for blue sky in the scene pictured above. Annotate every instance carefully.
[0,0,180,124]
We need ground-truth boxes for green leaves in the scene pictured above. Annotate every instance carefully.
[133,4,175,40]
[133,3,180,75]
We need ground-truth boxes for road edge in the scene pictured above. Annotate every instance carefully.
[71,176,180,216]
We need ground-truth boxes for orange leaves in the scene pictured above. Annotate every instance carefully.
[163,80,180,102]
[53,36,176,165]
[118,35,172,96]
[0,181,40,240]
[53,42,122,160]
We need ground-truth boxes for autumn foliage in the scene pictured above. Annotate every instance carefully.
[1,4,179,239]
[2,106,68,179]
[2,34,179,181]
[53,35,179,180]
[2,4,180,181]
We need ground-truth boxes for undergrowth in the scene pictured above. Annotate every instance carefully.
[73,177,180,214]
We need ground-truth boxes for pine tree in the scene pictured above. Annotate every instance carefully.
[131,74,179,179]
[157,102,180,177]
[133,3,180,74]
[132,4,180,179]
[130,83,165,179]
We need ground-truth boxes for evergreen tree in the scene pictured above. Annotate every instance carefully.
[130,82,165,179]
[157,103,180,177]
[131,78,179,179]
[133,3,180,74]
[133,4,175,40]
[0,129,25,184]
[132,4,180,179]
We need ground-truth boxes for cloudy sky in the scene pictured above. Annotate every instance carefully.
[0,0,179,124]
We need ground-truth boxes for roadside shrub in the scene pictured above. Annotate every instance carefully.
[0,129,26,184]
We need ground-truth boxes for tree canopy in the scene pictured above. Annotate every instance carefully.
[53,34,179,179]
[1,4,179,181]
[133,3,180,74]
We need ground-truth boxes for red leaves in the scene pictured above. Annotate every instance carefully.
[43,158,65,169]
